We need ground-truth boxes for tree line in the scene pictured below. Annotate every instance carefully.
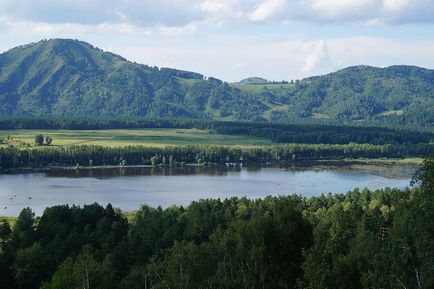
[212,121,433,145]
[1,156,433,289]
[1,143,434,170]
[0,117,432,145]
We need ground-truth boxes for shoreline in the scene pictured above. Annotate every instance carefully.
[0,157,423,174]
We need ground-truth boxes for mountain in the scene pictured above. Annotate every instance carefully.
[239,77,269,84]
[0,39,266,120]
[281,65,434,123]
[0,39,433,127]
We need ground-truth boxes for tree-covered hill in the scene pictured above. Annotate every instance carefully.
[239,77,269,84]
[276,65,434,125]
[0,39,433,127]
[0,39,265,120]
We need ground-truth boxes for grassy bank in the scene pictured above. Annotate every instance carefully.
[318,157,425,165]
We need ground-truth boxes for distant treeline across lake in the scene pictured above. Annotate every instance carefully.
[1,143,433,170]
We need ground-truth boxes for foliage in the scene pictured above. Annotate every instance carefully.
[45,136,52,145]
[0,117,432,146]
[1,143,433,170]
[0,155,433,288]
[0,40,433,128]
[34,135,44,146]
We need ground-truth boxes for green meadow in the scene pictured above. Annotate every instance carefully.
[0,128,273,148]
[1,216,16,226]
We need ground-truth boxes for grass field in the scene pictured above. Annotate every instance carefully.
[230,83,295,94]
[0,216,16,226]
[0,128,273,148]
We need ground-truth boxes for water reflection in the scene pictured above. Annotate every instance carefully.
[0,163,417,216]
[43,162,417,180]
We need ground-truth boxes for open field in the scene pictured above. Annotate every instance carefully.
[0,216,16,226]
[123,211,138,224]
[230,82,295,94]
[0,128,273,148]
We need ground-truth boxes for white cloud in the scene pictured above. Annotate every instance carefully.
[326,37,434,68]
[200,0,229,13]
[302,41,335,74]
[0,0,433,27]
[232,63,244,71]
[249,0,288,22]
[247,0,434,24]
[0,16,154,39]
[158,23,198,37]
[0,0,205,26]
[1,1,434,82]
[310,0,380,21]
[1,13,434,83]
[383,0,409,11]
[117,35,434,82]
[381,0,434,23]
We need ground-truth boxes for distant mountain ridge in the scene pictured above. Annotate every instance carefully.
[0,39,433,127]
[239,77,269,84]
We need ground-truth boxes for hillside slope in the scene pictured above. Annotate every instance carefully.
[0,39,267,120]
[0,39,433,126]
[280,65,434,122]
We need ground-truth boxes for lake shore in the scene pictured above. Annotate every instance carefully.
[0,157,424,174]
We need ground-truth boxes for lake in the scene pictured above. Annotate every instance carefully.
[0,164,416,216]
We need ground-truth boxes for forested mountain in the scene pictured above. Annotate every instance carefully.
[0,39,433,127]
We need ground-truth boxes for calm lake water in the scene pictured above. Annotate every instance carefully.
[0,164,416,216]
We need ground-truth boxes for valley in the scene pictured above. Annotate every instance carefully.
[0,38,433,289]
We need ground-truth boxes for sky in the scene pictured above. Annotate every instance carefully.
[0,0,434,82]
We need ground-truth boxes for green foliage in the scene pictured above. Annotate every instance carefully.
[12,208,36,249]
[299,173,434,289]
[413,156,434,190]
[2,117,432,146]
[45,136,52,145]
[1,143,433,171]
[13,242,48,289]
[238,77,269,84]
[0,220,12,249]
[0,155,434,289]
[34,134,44,146]
[0,40,433,128]
[40,250,116,289]
[275,65,434,127]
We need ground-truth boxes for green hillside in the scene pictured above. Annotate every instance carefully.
[0,39,433,127]
[278,65,434,125]
[239,77,269,84]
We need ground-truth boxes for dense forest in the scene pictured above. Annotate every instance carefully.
[0,39,433,128]
[1,143,434,170]
[1,156,433,289]
[1,117,432,145]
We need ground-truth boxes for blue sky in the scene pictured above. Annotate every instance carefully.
[1,0,434,82]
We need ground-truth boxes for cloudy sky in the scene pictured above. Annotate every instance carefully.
[0,0,433,81]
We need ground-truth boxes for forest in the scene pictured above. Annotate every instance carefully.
[0,156,433,289]
[0,39,433,129]
[1,143,434,170]
[0,117,432,145]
